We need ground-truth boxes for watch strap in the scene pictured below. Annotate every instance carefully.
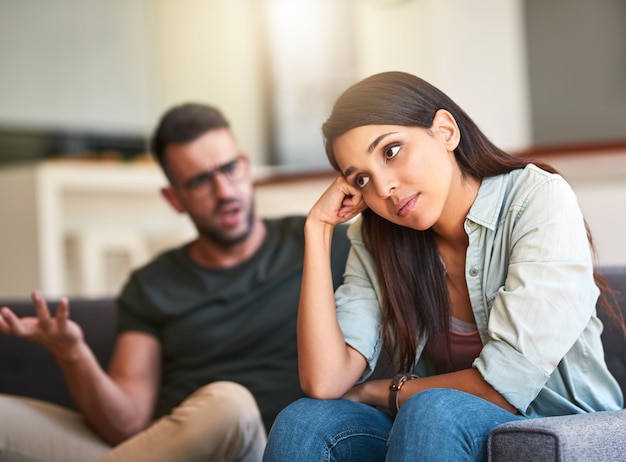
[388,372,417,418]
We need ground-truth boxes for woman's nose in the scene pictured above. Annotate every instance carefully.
[373,172,396,198]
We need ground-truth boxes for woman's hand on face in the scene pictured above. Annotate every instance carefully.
[308,175,367,226]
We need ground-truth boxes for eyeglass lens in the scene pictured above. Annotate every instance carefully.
[183,156,246,196]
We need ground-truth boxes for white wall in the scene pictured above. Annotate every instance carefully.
[0,0,153,135]
[0,0,267,164]
[0,0,530,164]
[145,0,267,165]
[353,0,531,151]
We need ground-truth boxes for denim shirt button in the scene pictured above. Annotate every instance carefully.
[469,267,479,277]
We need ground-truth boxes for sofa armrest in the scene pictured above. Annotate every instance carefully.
[488,409,626,462]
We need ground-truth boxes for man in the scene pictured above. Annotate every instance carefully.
[0,103,350,461]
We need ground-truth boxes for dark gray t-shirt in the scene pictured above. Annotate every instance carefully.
[117,216,349,430]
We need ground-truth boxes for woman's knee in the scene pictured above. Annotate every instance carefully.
[389,389,519,461]
[272,397,333,429]
[263,398,335,461]
[393,389,483,447]
[272,397,380,436]
[265,398,391,462]
[396,388,469,430]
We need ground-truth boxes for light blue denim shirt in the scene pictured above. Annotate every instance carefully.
[336,164,623,417]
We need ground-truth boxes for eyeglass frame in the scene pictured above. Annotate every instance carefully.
[175,154,249,198]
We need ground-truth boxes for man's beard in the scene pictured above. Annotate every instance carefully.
[196,200,256,248]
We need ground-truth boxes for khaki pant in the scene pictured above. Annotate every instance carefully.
[0,381,267,462]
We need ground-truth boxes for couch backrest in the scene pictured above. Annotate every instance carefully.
[597,266,626,400]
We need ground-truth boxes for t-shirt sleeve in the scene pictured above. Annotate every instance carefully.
[116,272,160,338]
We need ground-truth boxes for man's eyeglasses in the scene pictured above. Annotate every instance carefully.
[179,155,248,198]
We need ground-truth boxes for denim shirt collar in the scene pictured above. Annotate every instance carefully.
[466,173,508,232]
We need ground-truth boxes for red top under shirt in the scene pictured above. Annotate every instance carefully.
[424,317,483,374]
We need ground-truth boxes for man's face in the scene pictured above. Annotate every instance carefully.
[162,128,255,247]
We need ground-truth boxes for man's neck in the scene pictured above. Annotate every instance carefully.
[189,218,267,268]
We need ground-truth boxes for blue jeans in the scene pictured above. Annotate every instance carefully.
[263,389,526,461]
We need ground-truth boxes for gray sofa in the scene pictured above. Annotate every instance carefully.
[1,267,625,460]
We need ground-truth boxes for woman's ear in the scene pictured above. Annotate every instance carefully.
[433,109,460,151]
[160,186,186,214]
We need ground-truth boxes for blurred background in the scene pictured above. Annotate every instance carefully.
[0,0,625,298]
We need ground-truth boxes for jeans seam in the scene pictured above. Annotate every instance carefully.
[323,427,389,461]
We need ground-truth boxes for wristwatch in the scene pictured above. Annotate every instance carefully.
[389,372,418,418]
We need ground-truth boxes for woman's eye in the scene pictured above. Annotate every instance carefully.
[355,175,370,188]
[384,145,400,160]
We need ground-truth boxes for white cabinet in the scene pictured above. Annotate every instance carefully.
[0,160,194,298]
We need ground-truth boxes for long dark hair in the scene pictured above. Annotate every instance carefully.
[322,71,623,372]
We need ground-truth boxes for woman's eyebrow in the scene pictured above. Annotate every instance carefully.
[368,132,397,153]
[343,166,356,177]
[342,131,399,177]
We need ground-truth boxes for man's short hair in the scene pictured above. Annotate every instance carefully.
[150,103,230,174]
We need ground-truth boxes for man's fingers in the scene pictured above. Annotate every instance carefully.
[0,307,26,336]
[56,297,70,331]
[31,290,52,329]
[0,307,11,333]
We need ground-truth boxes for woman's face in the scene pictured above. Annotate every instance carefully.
[332,110,463,231]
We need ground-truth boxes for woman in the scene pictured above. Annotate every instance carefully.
[263,72,623,461]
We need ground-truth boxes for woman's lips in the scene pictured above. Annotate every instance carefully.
[396,194,418,218]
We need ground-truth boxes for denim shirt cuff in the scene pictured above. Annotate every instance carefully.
[474,340,550,412]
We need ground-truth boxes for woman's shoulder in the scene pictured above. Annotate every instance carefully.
[485,163,571,199]
[522,163,563,180]
[473,164,575,226]
[507,163,567,185]
[513,163,573,198]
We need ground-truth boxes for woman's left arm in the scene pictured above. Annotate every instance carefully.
[344,369,518,413]
[476,173,599,412]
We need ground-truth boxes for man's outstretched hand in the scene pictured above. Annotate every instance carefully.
[0,291,84,359]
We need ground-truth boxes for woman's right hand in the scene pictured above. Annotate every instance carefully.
[308,175,367,227]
